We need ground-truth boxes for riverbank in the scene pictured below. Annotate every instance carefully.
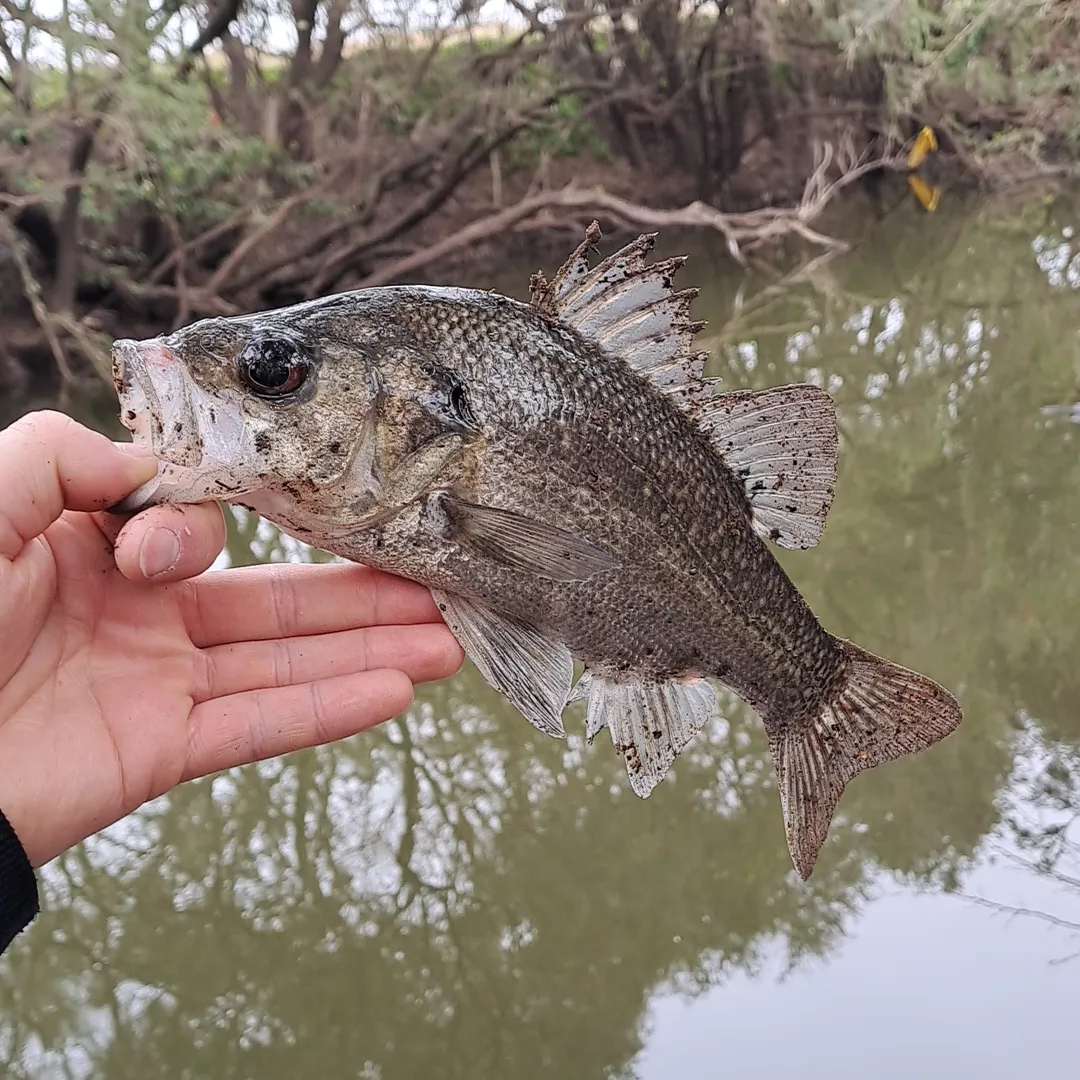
[2,1,1079,388]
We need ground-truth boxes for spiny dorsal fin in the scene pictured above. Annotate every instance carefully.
[698,384,839,550]
[529,222,710,408]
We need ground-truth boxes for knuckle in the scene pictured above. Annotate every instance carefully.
[268,569,300,634]
[270,639,295,687]
[308,681,336,744]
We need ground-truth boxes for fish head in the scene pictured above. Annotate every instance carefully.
[112,291,488,527]
[112,299,384,517]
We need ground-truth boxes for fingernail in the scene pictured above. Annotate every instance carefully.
[139,526,181,579]
[114,442,160,486]
[113,440,156,458]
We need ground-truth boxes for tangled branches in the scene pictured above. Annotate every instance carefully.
[1,0,1075,384]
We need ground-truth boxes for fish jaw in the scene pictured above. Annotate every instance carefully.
[112,336,264,513]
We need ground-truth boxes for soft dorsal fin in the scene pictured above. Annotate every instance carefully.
[698,384,839,550]
[529,222,710,408]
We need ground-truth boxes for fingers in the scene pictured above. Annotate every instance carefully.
[0,537,56,686]
[0,411,158,560]
[194,623,464,704]
[182,670,414,782]
[179,562,447,648]
[110,503,227,583]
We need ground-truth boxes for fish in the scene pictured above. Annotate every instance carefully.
[111,222,964,879]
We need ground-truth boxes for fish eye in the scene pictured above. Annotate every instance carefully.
[237,337,311,397]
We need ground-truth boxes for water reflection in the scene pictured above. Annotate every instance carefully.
[3,194,1080,1078]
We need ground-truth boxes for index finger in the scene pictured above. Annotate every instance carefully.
[177,561,447,647]
[0,411,158,560]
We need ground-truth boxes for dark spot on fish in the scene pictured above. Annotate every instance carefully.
[751,479,765,491]
[770,527,781,540]
[173,422,183,437]
[254,430,272,454]
[125,409,136,422]
[210,407,217,424]
[328,441,341,455]
[438,603,447,612]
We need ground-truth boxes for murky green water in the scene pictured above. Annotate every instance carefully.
[3,189,1080,1079]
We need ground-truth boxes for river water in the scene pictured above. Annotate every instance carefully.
[2,188,1079,1079]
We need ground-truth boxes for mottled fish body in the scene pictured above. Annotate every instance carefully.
[112,224,963,878]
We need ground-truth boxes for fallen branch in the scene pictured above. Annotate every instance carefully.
[205,170,347,294]
[351,171,874,289]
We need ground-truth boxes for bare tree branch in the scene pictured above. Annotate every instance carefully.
[178,0,244,77]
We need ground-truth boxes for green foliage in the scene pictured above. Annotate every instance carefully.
[88,75,309,231]
[504,88,612,167]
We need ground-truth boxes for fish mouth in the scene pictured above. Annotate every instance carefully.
[114,338,202,462]
[112,337,259,514]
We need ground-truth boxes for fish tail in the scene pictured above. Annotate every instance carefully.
[768,638,962,881]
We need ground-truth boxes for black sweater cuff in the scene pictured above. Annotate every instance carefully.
[0,806,38,956]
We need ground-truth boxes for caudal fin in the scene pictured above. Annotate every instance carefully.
[769,639,963,881]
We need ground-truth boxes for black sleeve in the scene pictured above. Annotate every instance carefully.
[0,807,39,956]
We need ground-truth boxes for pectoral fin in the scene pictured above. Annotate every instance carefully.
[425,492,619,582]
[431,589,573,738]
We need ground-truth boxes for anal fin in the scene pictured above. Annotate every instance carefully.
[769,638,963,880]
[431,589,572,738]
[698,384,839,550]
[573,671,718,796]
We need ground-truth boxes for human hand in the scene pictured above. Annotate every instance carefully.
[0,410,464,868]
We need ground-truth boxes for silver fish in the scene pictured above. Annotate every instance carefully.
[112,224,963,878]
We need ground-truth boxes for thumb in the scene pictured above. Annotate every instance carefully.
[0,411,158,559]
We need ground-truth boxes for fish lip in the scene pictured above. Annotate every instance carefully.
[114,336,211,467]
[113,339,157,448]
[110,336,253,515]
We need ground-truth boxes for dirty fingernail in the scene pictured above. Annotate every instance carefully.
[139,526,181,579]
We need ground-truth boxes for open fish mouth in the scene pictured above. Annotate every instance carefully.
[111,337,259,514]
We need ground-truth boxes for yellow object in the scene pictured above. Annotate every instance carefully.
[907,174,941,212]
[907,126,938,170]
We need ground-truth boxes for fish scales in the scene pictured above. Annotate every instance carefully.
[381,291,844,710]
[110,224,963,879]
